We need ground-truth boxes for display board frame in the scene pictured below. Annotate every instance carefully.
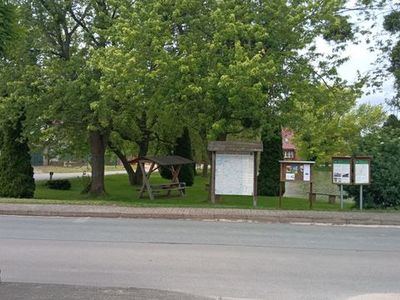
[332,156,353,185]
[208,141,263,207]
[279,160,315,183]
[353,156,371,185]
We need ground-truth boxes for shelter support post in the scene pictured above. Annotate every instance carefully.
[139,161,155,200]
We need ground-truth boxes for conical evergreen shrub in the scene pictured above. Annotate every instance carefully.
[257,124,283,196]
[0,113,35,198]
[160,127,194,186]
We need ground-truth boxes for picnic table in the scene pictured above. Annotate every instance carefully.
[129,155,193,200]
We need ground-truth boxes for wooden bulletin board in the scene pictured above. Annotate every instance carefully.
[279,160,315,182]
[208,141,263,208]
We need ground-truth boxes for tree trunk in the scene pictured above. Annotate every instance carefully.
[108,142,136,186]
[134,138,149,186]
[88,130,108,196]
[202,161,208,177]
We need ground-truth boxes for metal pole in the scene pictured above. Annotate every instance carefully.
[340,184,344,209]
[360,185,363,211]
[253,152,257,208]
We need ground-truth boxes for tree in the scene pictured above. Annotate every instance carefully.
[383,5,400,111]
[23,0,122,195]
[257,123,283,196]
[286,85,386,163]
[345,115,400,208]
[0,111,35,198]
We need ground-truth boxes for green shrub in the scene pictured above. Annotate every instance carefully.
[45,179,71,190]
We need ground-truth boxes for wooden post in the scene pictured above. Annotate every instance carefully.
[279,181,283,209]
[210,152,216,204]
[139,161,154,200]
[309,181,313,209]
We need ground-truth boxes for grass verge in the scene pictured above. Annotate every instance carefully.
[0,174,356,211]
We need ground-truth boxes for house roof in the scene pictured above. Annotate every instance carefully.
[282,128,296,150]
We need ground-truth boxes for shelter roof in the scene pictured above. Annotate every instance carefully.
[130,155,193,166]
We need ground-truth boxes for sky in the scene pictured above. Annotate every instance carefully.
[317,2,397,111]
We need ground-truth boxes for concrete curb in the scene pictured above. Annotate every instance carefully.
[0,203,400,226]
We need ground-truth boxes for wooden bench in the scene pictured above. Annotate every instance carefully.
[139,182,187,198]
[309,192,337,204]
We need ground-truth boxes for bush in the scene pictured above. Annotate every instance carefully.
[46,179,71,190]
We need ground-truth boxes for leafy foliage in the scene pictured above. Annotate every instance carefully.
[0,1,15,55]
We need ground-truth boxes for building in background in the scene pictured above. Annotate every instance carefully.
[281,128,298,160]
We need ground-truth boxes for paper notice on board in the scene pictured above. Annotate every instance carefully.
[286,173,295,181]
[354,160,369,184]
[303,164,310,181]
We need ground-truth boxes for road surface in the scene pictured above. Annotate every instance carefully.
[0,216,399,299]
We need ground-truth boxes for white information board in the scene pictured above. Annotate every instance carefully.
[215,153,254,195]
[332,159,351,184]
[354,160,370,184]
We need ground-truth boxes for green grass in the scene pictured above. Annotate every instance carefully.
[0,174,356,211]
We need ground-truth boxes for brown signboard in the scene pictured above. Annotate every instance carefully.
[279,160,315,182]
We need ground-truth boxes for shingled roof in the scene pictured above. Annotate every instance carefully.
[129,155,193,166]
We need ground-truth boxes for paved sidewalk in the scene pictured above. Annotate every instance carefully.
[0,203,400,225]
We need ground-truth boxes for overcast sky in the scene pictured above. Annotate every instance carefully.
[318,2,397,111]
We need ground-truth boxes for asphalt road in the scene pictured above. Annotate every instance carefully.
[0,216,399,300]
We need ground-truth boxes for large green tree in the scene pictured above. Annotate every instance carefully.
[23,0,123,195]
[383,4,400,110]
[287,85,385,163]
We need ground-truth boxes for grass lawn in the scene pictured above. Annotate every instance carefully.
[0,174,356,211]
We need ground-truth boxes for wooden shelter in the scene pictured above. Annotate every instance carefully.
[130,155,193,200]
